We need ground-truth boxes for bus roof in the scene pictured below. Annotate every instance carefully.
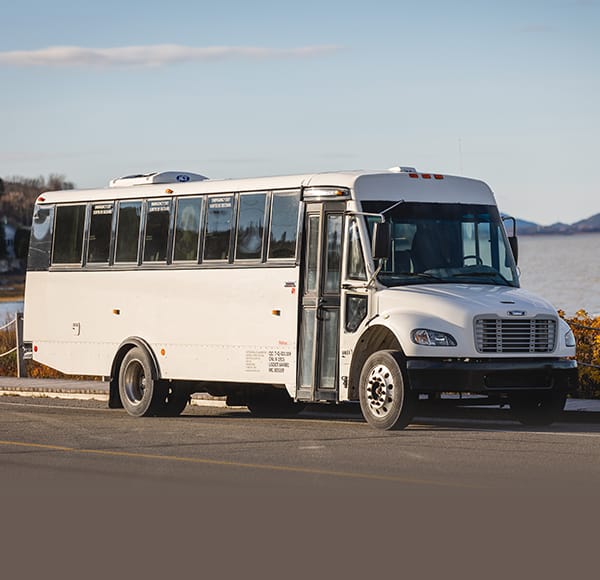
[35,168,496,206]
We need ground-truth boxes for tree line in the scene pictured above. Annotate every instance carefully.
[0,175,74,226]
[0,175,74,261]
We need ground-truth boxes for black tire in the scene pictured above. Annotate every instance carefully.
[118,347,165,417]
[247,391,305,418]
[509,392,566,426]
[359,350,416,430]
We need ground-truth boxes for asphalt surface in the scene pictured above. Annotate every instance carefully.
[2,394,600,578]
[2,393,600,498]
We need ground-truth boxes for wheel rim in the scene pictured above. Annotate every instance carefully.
[123,360,146,405]
[366,363,396,417]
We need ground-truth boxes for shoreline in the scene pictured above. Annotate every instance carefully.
[0,295,24,303]
[0,273,25,303]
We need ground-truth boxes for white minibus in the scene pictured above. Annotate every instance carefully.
[23,167,578,429]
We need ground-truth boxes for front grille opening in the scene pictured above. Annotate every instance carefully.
[475,318,557,353]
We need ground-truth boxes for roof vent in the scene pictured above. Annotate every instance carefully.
[109,171,208,188]
[388,166,417,173]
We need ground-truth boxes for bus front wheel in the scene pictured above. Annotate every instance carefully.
[359,350,416,430]
[118,347,164,417]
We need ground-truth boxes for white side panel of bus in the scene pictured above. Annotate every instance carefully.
[24,268,299,388]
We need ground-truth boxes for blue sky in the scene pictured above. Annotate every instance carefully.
[1,0,598,224]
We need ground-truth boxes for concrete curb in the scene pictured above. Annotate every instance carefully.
[0,377,229,406]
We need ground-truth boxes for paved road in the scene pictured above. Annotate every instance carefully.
[3,395,600,577]
[2,394,600,498]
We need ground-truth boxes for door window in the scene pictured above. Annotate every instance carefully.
[347,218,367,280]
[305,215,320,293]
[324,214,343,293]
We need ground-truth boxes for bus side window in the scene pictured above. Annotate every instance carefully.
[143,199,172,263]
[268,190,300,260]
[173,197,202,262]
[87,203,114,264]
[52,204,86,265]
[236,193,267,260]
[27,204,55,271]
[204,195,234,261]
[115,201,142,264]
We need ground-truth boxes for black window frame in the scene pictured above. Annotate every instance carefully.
[51,203,87,266]
[267,189,301,262]
[172,196,204,264]
[41,187,304,271]
[27,204,55,272]
[142,198,173,264]
[234,191,268,262]
[202,193,235,262]
[346,216,368,281]
[85,201,116,267]
[114,199,143,265]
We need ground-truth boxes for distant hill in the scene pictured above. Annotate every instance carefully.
[572,213,600,232]
[515,212,600,235]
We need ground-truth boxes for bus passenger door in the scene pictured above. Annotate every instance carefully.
[297,202,344,402]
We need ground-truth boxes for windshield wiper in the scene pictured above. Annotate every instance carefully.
[407,272,443,280]
[381,272,444,282]
[450,271,512,285]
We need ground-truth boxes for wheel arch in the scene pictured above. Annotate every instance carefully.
[348,324,404,401]
[108,337,161,409]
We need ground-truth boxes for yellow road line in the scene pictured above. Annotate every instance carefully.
[0,438,483,490]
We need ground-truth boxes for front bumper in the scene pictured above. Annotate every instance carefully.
[406,358,578,394]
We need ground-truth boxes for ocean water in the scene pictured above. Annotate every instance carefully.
[0,301,23,322]
[518,233,600,316]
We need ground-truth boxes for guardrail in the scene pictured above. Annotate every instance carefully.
[0,313,26,377]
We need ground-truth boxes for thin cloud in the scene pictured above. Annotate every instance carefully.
[517,24,555,34]
[0,44,342,68]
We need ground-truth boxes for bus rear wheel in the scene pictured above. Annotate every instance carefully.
[118,346,164,417]
[359,350,416,430]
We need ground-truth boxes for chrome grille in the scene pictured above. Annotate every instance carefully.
[474,317,557,353]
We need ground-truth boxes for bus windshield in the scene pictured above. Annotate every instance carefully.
[362,201,519,288]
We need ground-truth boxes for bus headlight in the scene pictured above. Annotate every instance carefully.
[565,329,576,348]
[411,329,457,347]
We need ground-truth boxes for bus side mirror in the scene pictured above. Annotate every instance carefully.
[509,236,519,264]
[502,215,518,265]
[372,222,391,261]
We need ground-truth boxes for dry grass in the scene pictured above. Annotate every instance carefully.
[0,273,25,302]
